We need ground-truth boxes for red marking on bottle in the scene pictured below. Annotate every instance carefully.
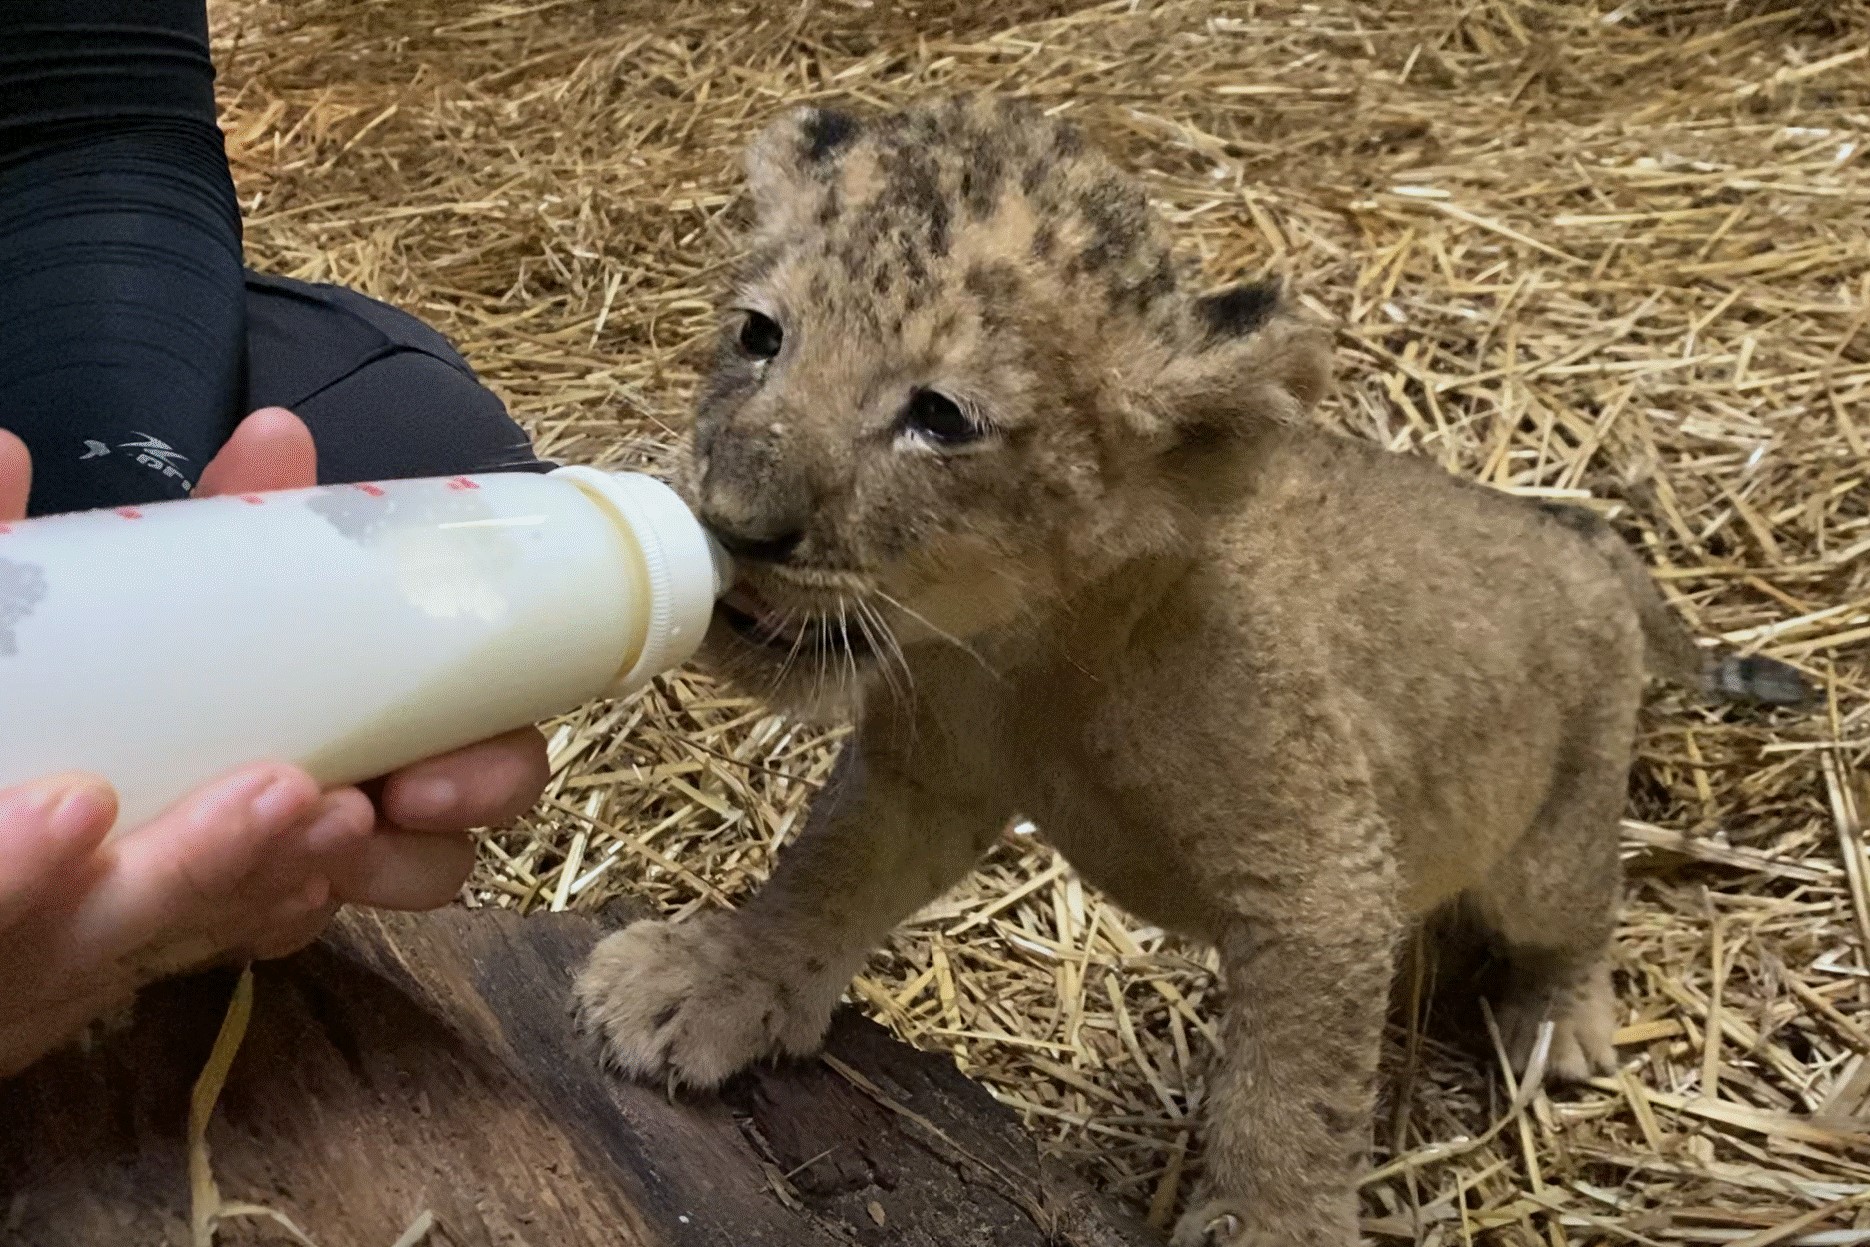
[446,476,480,492]
[352,483,386,497]
[0,523,11,536]
[116,507,143,520]
[239,494,265,506]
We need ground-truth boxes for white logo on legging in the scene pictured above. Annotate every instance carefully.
[116,433,194,490]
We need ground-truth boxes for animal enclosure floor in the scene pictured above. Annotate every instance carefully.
[209,0,1869,1240]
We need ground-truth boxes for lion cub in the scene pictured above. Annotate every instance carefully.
[577,96,1808,1245]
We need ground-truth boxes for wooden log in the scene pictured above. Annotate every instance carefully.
[0,905,1157,1247]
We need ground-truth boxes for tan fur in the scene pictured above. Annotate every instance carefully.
[576,97,1808,1245]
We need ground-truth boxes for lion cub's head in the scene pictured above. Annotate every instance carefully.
[689,95,1327,713]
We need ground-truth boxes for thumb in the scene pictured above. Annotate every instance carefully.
[195,407,318,498]
[0,429,30,522]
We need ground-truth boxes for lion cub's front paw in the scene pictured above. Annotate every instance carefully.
[1171,1196,1361,1247]
[1170,1201,1246,1247]
[574,914,840,1090]
[1171,1200,1312,1247]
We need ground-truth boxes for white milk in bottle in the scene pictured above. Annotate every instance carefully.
[0,467,732,835]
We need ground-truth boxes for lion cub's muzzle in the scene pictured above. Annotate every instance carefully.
[717,582,875,659]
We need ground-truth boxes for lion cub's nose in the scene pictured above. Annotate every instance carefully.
[697,432,812,565]
[701,513,805,566]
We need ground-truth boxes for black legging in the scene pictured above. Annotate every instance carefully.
[0,0,548,519]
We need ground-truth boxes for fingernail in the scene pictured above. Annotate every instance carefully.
[250,775,313,832]
[48,779,115,841]
[398,777,458,822]
[300,800,371,854]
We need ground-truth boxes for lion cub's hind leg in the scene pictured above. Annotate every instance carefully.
[1465,727,1634,1086]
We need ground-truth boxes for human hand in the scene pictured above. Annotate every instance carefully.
[1,413,373,1075]
[0,763,372,1077]
[0,411,548,1075]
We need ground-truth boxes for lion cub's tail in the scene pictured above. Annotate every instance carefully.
[1543,503,1815,709]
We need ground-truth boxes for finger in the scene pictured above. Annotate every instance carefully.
[0,979,137,1079]
[155,875,336,973]
[233,785,372,922]
[302,786,378,854]
[195,407,317,498]
[0,774,116,929]
[0,428,30,522]
[56,764,322,964]
[248,897,340,963]
[326,831,477,912]
[377,727,550,833]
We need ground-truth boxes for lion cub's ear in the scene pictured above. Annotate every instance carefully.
[1131,277,1332,446]
[745,104,864,234]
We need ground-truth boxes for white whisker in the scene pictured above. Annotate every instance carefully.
[778,609,808,681]
[808,610,830,711]
[837,596,860,697]
[873,589,1004,682]
[850,600,889,698]
[859,597,915,710]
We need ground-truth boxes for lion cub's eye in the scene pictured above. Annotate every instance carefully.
[738,312,784,360]
[902,389,979,446]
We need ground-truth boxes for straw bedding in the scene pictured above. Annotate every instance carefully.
[209,0,1868,1239]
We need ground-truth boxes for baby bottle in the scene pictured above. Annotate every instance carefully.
[0,467,732,835]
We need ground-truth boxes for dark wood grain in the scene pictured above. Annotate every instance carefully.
[0,906,1156,1247]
